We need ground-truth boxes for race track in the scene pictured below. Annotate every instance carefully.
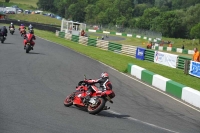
[0,31,200,133]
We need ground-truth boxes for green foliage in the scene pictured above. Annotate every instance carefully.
[190,23,200,44]
[10,0,200,40]
[5,0,10,3]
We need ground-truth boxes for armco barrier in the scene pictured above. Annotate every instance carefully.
[144,49,155,62]
[128,63,200,109]
[0,19,59,32]
[177,56,192,69]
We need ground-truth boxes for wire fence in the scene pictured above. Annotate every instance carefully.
[86,24,162,39]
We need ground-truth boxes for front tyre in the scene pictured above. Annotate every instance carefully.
[87,97,106,115]
[64,93,74,107]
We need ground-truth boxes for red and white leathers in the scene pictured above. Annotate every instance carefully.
[23,33,36,47]
[84,77,112,97]
[19,26,26,34]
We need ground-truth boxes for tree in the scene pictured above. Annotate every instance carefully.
[151,11,185,38]
[190,23,200,44]
[5,0,10,3]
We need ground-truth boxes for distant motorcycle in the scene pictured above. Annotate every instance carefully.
[9,28,15,35]
[0,32,6,43]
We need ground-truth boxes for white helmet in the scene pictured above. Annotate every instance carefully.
[11,22,13,25]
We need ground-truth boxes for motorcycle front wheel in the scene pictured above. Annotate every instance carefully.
[87,97,106,115]
[64,93,74,107]
[26,44,31,53]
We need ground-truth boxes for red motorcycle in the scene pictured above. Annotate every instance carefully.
[64,76,115,115]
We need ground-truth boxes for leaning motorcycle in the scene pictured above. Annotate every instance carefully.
[10,28,14,35]
[64,76,115,115]
[0,32,6,43]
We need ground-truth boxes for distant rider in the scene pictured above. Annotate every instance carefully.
[28,24,33,30]
[19,24,26,36]
[0,26,8,38]
[9,22,15,31]
[23,29,36,50]
[83,72,113,103]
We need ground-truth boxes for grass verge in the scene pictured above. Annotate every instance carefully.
[0,1,37,10]
[7,14,61,26]
[34,29,200,91]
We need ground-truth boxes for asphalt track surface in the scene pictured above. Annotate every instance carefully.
[0,31,200,133]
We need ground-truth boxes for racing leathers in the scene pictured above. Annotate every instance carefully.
[83,77,112,102]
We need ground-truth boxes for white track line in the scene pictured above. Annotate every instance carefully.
[106,110,179,133]
[37,36,200,113]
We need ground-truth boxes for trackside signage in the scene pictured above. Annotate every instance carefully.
[136,47,145,60]
[154,51,178,68]
[189,61,200,78]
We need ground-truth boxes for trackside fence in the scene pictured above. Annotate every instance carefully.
[55,30,192,70]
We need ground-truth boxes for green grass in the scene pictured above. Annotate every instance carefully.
[8,14,61,26]
[0,1,37,10]
[33,29,200,91]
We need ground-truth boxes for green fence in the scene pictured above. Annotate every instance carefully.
[71,35,79,42]
[108,42,122,53]
[87,38,97,47]
[177,56,192,69]
[59,32,65,38]
[144,49,155,62]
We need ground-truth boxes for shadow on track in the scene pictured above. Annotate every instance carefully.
[67,105,130,119]
[27,52,45,55]
[1,42,13,44]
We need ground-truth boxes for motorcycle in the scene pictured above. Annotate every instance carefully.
[9,28,14,35]
[0,32,6,43]
[64,75,115,115]
[24,35,34,53]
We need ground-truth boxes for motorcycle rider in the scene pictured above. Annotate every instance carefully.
[9,22,15,31]
[19,24,26,36]
[23,29,36,50]
[28,24,33,30]
[0,26,8,38]
[83,72,112,103]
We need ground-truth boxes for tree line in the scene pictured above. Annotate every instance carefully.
[37,0,200,40]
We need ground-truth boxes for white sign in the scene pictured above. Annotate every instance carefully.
[154,51,178,68]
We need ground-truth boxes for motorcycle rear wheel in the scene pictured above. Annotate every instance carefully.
[26,45,31,53]
[87,97,106,115]
[64,93,74,107]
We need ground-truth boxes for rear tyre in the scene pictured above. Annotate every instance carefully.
[64,93,74,107]
[26,45,30,53]
[87,97,106,115]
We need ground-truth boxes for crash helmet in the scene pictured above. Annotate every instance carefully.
[21,24,24,26]
[101,72,109,78]
[11,22,13,25]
